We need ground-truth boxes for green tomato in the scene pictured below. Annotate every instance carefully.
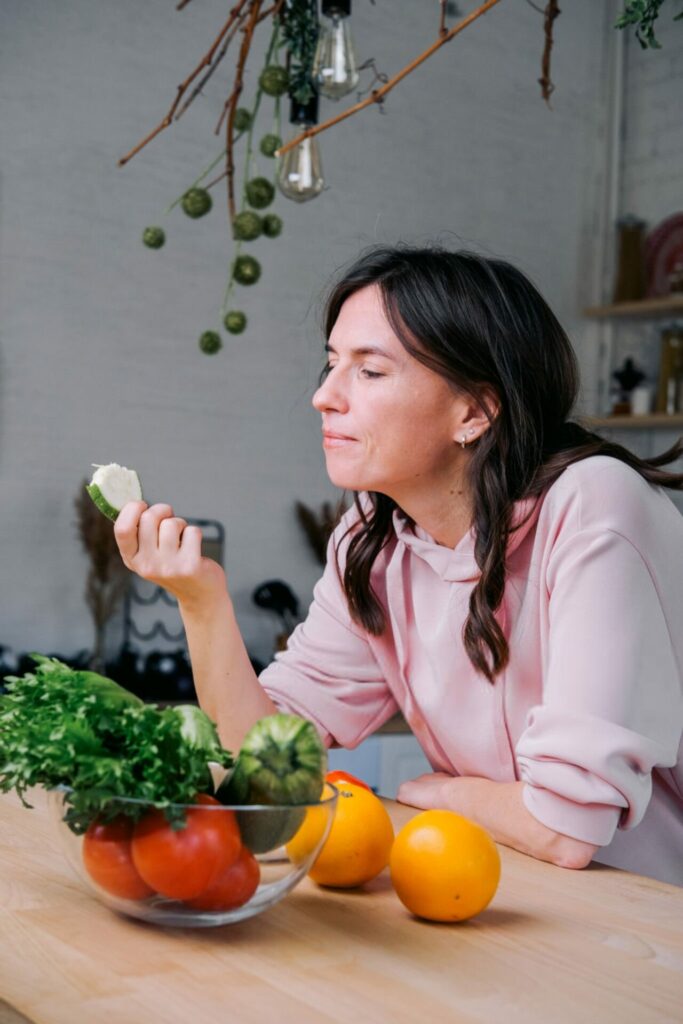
[232,211,263,241]
[223,311,247,334]
[262,214,282,238]
[259,66,289,98]
[181,188,213,219]
[234,107,252,132]
[259,134,282,158]
[245,177,275,210]
[142,226,165,249]
[198,330,222,355]
[233,255,262,286]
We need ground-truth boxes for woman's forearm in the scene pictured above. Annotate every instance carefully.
[179,591,278,753]
[397,774,599,869]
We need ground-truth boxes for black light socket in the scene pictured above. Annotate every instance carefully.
[289,93,319,126]
[321,0,351,16]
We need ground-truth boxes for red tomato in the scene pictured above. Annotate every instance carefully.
[185,845,260,912]
[82,815,154,901]
[131,793,241,900]
[326,770,371,792]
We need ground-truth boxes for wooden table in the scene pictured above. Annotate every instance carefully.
[1,789,681,1024]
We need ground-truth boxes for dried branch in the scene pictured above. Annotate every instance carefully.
[439,0,448,37]
[538,0,560,105]
[258,0,286,24]
[74,481,130,671]
[223,0,264,221]
[277,0,505,159]
[118,0,252,167]
[176,15,248,120]
[294,498,349,566]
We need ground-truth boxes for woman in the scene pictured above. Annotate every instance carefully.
[115,245,683,885]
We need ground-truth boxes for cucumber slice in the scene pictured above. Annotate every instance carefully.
[86,463,143,521]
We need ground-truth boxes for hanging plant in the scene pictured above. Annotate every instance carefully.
[121,0,678,354]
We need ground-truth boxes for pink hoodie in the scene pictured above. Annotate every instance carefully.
[260,455,683,885]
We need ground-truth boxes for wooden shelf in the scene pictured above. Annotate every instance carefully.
[583,295,683,319]
[584,413,683,429]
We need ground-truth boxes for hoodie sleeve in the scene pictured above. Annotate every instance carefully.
[515,524,683,847]
[258,505,398,749]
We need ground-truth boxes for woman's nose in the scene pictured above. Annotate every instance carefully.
[312,372,348,412]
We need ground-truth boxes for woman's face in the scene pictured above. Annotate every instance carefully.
[312,284,471,505]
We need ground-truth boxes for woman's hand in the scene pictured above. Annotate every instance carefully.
[396,772,453,810]
[114,501,227,609]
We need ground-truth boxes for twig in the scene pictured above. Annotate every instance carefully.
[176,0,195,9]
[258,0,286,24]
[205,169,229,190]
[277,0,505,159]
[118,0,252,167]
[175,16,248,120]
[225,0,264,221]
[538,0,560,105]
[439,0,448,37]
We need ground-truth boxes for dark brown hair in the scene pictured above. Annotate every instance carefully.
[318,244,683,683]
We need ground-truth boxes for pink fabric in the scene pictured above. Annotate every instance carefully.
[259,456,683,885]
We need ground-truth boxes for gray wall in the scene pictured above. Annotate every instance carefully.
[0,1,633,664]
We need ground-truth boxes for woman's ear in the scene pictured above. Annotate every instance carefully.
[454,388,500,443]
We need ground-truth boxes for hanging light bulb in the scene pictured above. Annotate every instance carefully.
[277,93,325,203]
[312,0,359,100]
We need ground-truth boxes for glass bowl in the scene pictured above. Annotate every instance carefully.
[47,785,338,928]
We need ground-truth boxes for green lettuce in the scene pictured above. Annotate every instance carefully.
[0,655,233,833]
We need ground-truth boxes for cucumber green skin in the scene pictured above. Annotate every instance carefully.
[85,482,143,522]
[86,483,119,521]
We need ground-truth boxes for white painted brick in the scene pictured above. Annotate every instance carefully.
[2,0,675,666]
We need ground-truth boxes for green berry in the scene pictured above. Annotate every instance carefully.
[233,255,262,286]
[259,134,282,158]
[232,211,263,241]
[259,66,289,97]
[199,330,222,355]
[181,188,213,219]
[245,177,275,210]
[262,213,283,238]
[234,107,253,133]
[142,226,165,249]
[224,310,247,334]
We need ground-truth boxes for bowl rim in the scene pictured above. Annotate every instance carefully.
[49,781,340,813]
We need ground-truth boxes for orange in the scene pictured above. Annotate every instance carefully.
[287,781,394,888]
[390,810,501,922]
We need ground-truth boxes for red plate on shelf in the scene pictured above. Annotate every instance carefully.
[645,212,683,297]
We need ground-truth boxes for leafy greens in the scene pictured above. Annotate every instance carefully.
[0,655,233,833]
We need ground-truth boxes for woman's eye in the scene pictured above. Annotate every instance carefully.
[360,368,383,379]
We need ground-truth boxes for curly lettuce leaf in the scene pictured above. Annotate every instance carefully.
[0,656,233,833]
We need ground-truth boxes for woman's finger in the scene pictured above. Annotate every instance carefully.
[158,517,188,555]
[179,524,203,560]
[113,501,148,564]
[138,504,175,552]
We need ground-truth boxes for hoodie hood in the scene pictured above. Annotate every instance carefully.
[391,495,543,582]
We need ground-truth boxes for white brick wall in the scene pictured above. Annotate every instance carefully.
[0,1,656,663]
[605,13,683,512]
[621,16,683,221]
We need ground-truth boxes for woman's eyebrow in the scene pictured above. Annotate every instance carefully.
[324,343,397,361]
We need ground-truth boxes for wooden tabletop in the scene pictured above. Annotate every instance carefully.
[0,789,682,1024]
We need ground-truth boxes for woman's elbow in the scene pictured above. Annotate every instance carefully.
[546,833,600,870]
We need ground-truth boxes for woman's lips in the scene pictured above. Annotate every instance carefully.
[323,432,357,449]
